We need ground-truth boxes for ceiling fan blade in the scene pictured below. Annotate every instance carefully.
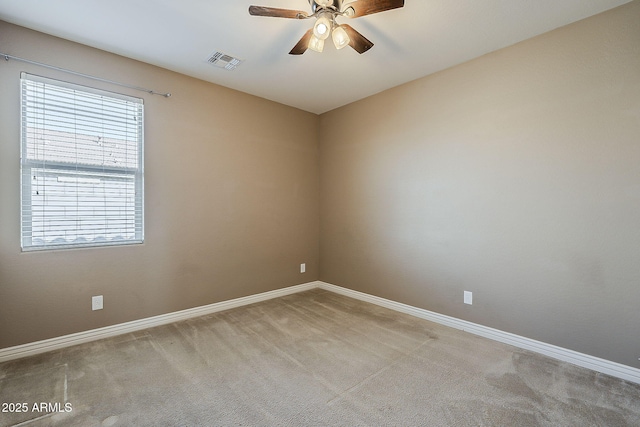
[340,24,374,54]
[249,5,309,19]
[289,29,314,55]
[343,0,404,18]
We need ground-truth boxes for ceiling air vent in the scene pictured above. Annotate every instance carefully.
[206,51,243,70]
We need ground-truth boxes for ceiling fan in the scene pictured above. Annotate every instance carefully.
[249,0,405,55]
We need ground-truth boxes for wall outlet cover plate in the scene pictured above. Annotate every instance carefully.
[464,291,473,305]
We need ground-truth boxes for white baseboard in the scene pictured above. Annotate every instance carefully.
[0,281,320,363]
[317,281,640,385]
[2,279,639,385]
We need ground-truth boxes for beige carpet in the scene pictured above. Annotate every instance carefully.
[1,289,639,426]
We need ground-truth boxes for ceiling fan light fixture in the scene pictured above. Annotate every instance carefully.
[332,26,350,50]
[313,14,332,40]
[308,34,325,52]
[249,0,405,55]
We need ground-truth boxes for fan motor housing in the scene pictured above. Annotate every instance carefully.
[309,0,342,13]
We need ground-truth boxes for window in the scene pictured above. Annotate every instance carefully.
[20,73,144,251]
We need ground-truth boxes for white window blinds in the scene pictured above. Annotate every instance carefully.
[20,73,144,251]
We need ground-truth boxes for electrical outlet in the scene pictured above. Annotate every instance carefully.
[92,295,103,311]
[464,291,473,305]
[300,263,306,273]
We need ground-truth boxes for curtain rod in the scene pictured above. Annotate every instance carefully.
[2,52,171,98]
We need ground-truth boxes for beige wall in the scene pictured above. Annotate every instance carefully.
[319,2,640,367]
[0,22,320,348]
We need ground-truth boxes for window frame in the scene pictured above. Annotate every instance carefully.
[20,73,145,251]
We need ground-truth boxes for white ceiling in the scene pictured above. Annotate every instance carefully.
[0,0,631,114]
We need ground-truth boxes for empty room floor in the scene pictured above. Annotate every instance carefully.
[1,289,639,426]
